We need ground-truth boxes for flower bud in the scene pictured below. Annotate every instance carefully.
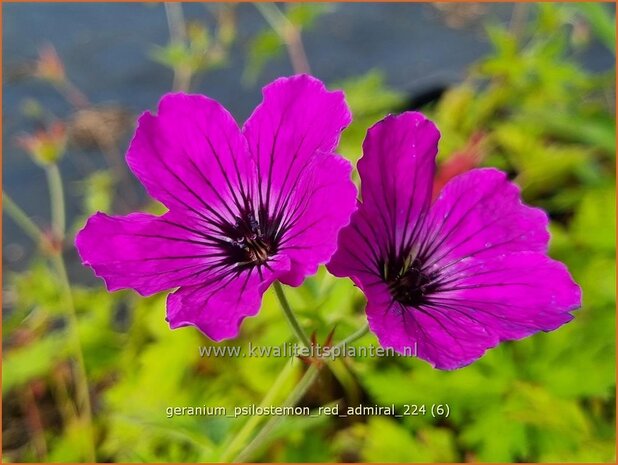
[33,43,66,85]
[16,121,67,166]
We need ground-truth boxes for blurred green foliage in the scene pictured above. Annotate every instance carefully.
[151,4,236,91]
[3,3,615,463]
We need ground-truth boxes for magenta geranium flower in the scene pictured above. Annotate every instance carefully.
[76,75,357,340]
[327,112,581,370]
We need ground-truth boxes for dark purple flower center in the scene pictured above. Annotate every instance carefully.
[221,210,278,269]
[385,257,441,307]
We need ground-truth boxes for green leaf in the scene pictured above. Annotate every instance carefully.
[362,417,457,462]
[571,187,616,253]
[460,407,529,461]
[2,333,70,393]
[335,70,404,116]
[334,70,405,163]
[243,29,283,84]
[83,171,114,213]
[286,3,334,28]
[524,110,616,156]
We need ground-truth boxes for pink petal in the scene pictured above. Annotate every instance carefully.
[358,112,439,253]
[436,252,581,333]
[277,152,357,286]
[327,112,440,283]
[328,112,580,370]
[365,252,580,370]
[166,255,291,341]
[363,281,498,370]
[243,75,350,217]
[127,93,255,222]
[75,211,219,296]
[423,168,550,268]
[327,206,384,284]
[243,74,355,285]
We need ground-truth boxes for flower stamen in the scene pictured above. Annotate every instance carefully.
[225,211,276,267]
[386,257,440,306]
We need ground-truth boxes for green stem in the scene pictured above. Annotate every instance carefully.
[220,283,317,461]
[51,254,96,461]
[254,2,311,74]
[219,359,299,462]
[273,281,311,348]
[334,323,370,350]
[7,164,94,458]
[2,193,45,243]
[254,2,289,37]
[226,322,369,462]
[233,365,320,462]
[45,163,95,460]
[164,2,192,92]
[46,164,65,239]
